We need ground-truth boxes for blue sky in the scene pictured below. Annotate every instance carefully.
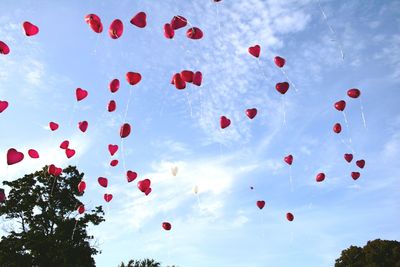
[1,0,399,266]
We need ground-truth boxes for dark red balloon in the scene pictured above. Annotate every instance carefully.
[7,148,24,165]
[104,193,113,202]
[60,140,69,149]
[351,172,360,180]
[284,154,293,165]
[127,171,137,183]
[193,71,202,86]
[126,72,142,85]
[344,153,353,163]
[316,173,325,182]
[28,149,39,159]
[171,16,187,30]
[120,123,131,138]
[49,122,59,131]
[22,21,39,36]
[248,45,260,58]
[76,88,88,101]
[0,41,10,55]
[286,212,294,221]
[164,23,175,39]
[162,222,172,231]
[0,189,6,202]
[98,177,108,188]
[356,159,365,169]
[66,148,76,159]
[276,82,289,94]
[137,179,151,193]
[78,121,88,132]
[110,159,119,167]
[145,187,152,196]
[256,200,265,209]
[181,70,194,82]
[246,108,257,119]
[109,19,123,39]
[0,100,9,112]
[173,73,186,90]
[108,100,116,112]
[78,181,86,193]
[274,56,285,68]
[109,79,120,93]
[85,14,103,33]
[186,27,203,40]
[130,12,147,28]
[108,144,118,156]
[77,204,85,214]
[220,116,231,129]
[333,123,342,134]
[347,88,361,98]
[334,100,346,111]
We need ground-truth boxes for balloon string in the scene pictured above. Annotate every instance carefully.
[196,193,202,212]
[71,216,79,240]
[185,91,193,118]
[50,175,57,197]
[339,136,355,154]
[317,0,345,60]
[342,111,353,146]
[289,165,293,192]
[282,95,286,126]
[359,98,367,129]
[120,88,133,175]
[280,68,298,93]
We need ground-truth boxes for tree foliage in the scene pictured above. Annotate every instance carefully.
[0,165,104,267]
[118,258,164,267]
[335,239,400,267]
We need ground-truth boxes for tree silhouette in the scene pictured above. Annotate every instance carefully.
[118,258,163,267]
[0,165,104,267]
[335,239,400,267]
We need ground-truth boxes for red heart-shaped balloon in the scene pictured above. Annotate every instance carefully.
[284,154,293,165]
[334,100,346,111]
[186,27,203,40]
[22,21,39,36]
[104,193,113,202]
[356,159,365,169]
[145,187,152,196]
[351,172,360,180]
[164,23,175,39]
[78,181,86,193]
[137,178,151,193]
[130,12,147,28]
[333,123,342,134]
[7,148,24,165]
[98,177,108,188]
[28,149,39,159]
[276,82,289,94]
[274,56,285,68]
[77,204,85,214]
[110,159,119,167]
[0,41,10,55]
[286,212,294,221]
[256,200,265,210]
[54,167,62,176]
[0,189,5,202]
[49,122,59,131]
[108,144,118,156]
[120,123,131,138]
[109,19,124,39]
[316,172,325,182]
[171,15,187,30]
[48,164,56,175]
[347,88,361,99]
[109,79,120,93]
[126,72,142,85]
[162,222,172,231]
[181,70,194,83]
[246,108,257,119]
[108,100,116,112]
[85,14,103,33]
[220,116,231,129]
[344,153,353,163]
[193,71,202,86]
[76,88,88,101]
[173,73,186,90]
[0,100,9,113]
[248,45,260,58]
[78,121,88,132]
[127,171,138,183]
[60,140,69,149]
[66,148,76,159]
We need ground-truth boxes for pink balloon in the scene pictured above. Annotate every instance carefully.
[65,149,75,159]
[28,149,39,159]
[137,179,151,193]
[0,100,9,113]
[7,148,24,165]
[130,12,147,28]
[22,21,39,36]
[284,154,293,165]
[108,144,118,156]
[76,88,88,101]
[0,41,10,55]
[60,140,69,149]
[104,193,113,202]
[78,121,88,132]
[49,122,59,131]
